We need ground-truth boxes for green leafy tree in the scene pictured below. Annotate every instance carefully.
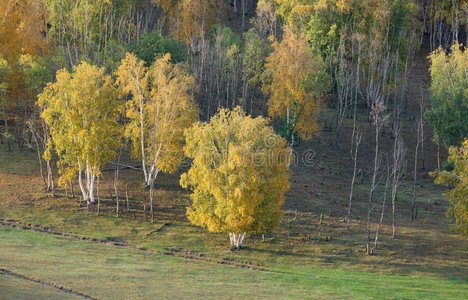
[18,54,51,99]
[18,54,54,192]
[130,31,187,65]
[426,44,468,148]
[181,107,291,249]
[241,28,271,113]
[431,138,468,235]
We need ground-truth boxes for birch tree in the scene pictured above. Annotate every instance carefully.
[391,123,406,238]
[263,26,328,146]
[253,0,278,38]
[375,155,391,249]
[411,102,424,221]
[367,101,389,255]
[116,52,198,223]
[155,0,225,53]
[431,138,468,236]
[181,107,291,249]
[241,28,271,114]
[347,128,362,230]
[38,62,121,206]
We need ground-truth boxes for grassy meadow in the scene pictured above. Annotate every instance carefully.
[0,107,467,299]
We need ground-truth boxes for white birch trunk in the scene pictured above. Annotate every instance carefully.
[85,158,96,203]
[229,233,246,249]
[77,157,97,205]
[77,158,89,203]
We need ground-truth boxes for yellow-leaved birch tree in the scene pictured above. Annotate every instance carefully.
[116,52,198,223]
[38,62,121,206]
[181,107,291,249]
[263,26,329,146]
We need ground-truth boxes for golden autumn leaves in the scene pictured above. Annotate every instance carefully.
[115,53,198,222]
[39,53,198,205]
[263,26,329,144]
[181,107,291,245]
[38,62,119,203]
[38,24,326,245]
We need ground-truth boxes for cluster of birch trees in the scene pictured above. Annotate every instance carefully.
[1,0,467,246]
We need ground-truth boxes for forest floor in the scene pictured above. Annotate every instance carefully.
[1,40,467,299]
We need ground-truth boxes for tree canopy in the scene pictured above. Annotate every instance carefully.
[263,26,328,144]
[116,52,198,222]
[181,107,291,248]
[38,61,121,204]
[426,44,468,148]
[432,138,468,235]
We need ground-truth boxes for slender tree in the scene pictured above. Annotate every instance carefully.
[391,122,406,238]
[116,52,198,223]
[0,55,10,150]
[375,155,391,249]
[347,128,362,230]
[367,101,389,255]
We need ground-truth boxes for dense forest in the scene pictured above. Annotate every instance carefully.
[1,0,467,251]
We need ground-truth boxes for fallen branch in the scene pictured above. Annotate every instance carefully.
[146,223,170,236]
[104,162,143,171]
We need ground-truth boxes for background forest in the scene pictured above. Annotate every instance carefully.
[0,0,467,299]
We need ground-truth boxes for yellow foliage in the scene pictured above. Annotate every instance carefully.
[263,26,328,141]
[181,107,291,235]
[155,0,224,49]
[38,61,121,186]
[0,0,50,64]
[116,52,198,182]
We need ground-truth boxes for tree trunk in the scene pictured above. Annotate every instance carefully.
[229,232,246,249]
[375,166,390,249]
[96,175,100,215]
[69,179,75,199]
[367,104,385,255]
[114,143,123,216]
[150,180,155,223]
[392,136,406,238]
[126,184,129,211]
[411,135,420,221]
[46,159,55,196]
[77,158,89,203]
[30,129,46,188]
[347,130,362,230]
[2,98,10,151]
[437,141,440,170]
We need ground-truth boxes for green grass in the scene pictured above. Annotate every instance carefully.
[0,114,467,299]
[0,226,466,299]
[0,272,82,300]
[2,192,466,280]
[0,144,39,175]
